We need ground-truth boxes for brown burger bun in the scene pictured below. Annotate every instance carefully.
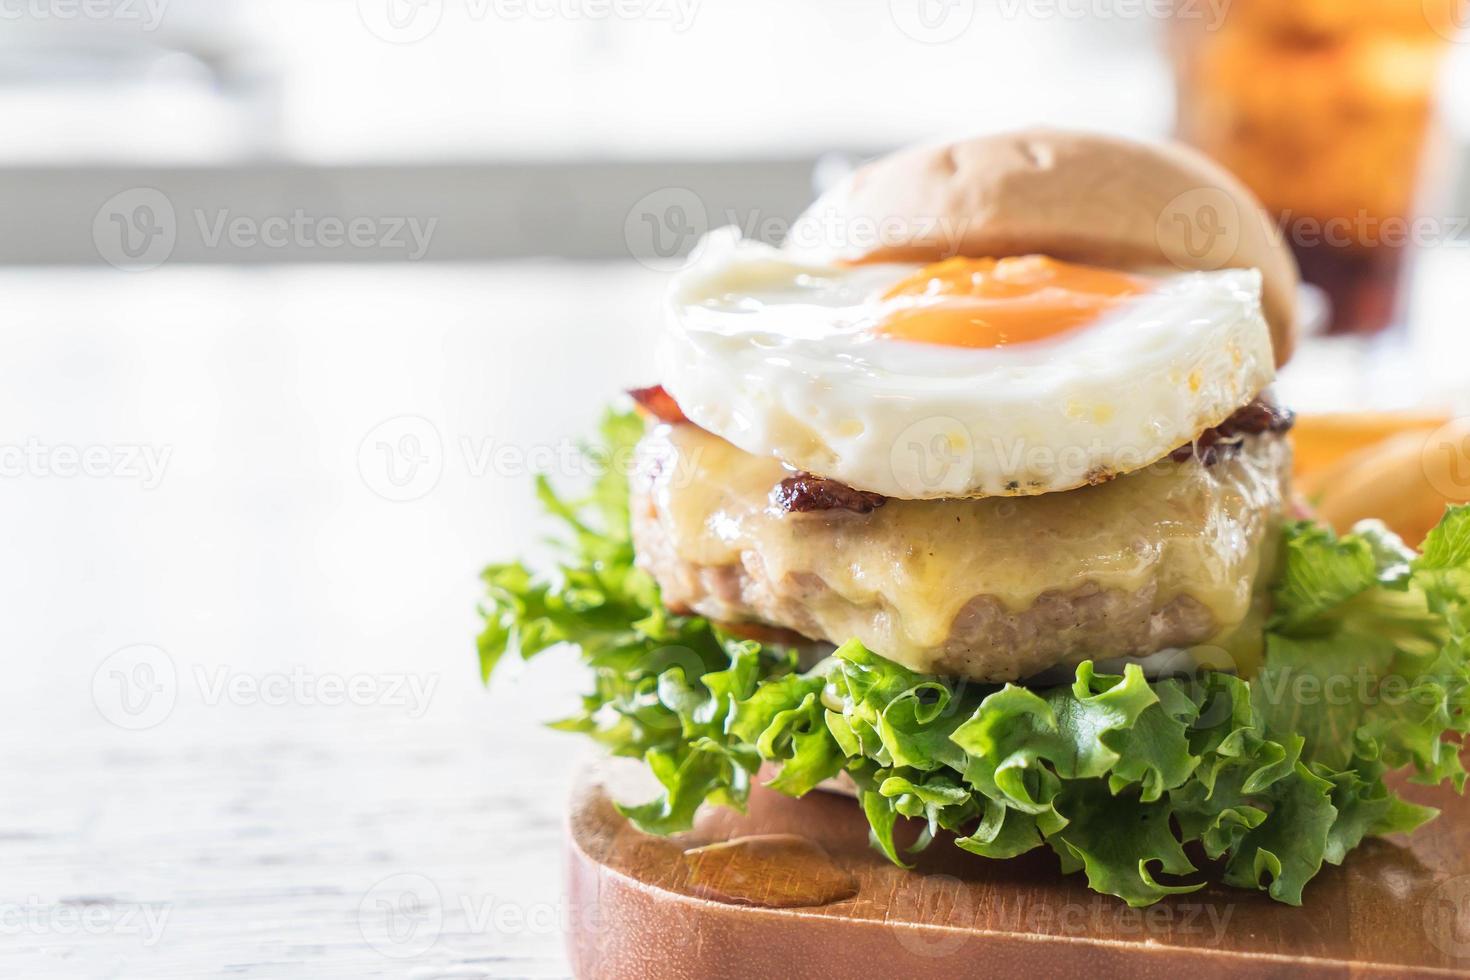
[784,128,1299,366]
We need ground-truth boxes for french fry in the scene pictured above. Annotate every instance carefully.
[1291,411,1449,482]
[1294,414,1470,546]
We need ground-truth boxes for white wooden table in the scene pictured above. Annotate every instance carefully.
[0,263,669,979]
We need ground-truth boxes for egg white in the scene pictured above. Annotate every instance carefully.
[657,228,1278,499]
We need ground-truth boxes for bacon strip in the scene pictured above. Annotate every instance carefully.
[628,385,688,424]
[1169,398,1296,465]
[769,398,1294,514]
[640,384,1291,513]
[773,472,888,514]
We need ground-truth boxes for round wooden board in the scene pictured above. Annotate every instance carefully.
[565,761,1470,979]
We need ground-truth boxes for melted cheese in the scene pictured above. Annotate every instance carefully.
[637,423,1288,677]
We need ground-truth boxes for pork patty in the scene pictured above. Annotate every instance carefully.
[631,422,1290,683]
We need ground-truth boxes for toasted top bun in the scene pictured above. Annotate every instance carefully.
[785,128,1299,366]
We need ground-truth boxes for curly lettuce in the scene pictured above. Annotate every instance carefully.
[478,409,1470,907]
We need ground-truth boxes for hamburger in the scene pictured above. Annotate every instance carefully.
[479,129,1470,907]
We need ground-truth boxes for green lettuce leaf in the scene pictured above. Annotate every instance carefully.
[478,409,1470,906]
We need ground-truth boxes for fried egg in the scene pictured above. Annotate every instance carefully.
[657,228,1278,500]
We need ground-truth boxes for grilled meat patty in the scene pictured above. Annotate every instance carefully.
[631,420,1291,682]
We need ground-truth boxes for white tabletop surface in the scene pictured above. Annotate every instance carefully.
[3,254,1468,979]
[0,262,677,979]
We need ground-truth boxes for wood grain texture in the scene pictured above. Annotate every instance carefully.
[568,761,1470,979]
[0,265,666,979]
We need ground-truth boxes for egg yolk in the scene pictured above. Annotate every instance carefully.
[874,255,1154,349]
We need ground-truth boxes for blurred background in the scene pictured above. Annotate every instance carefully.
[1,3,1465,254]
[3,2,1470,976]
[3,1,1470,398]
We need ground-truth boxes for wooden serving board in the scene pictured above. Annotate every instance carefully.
[566,761,1470,978]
